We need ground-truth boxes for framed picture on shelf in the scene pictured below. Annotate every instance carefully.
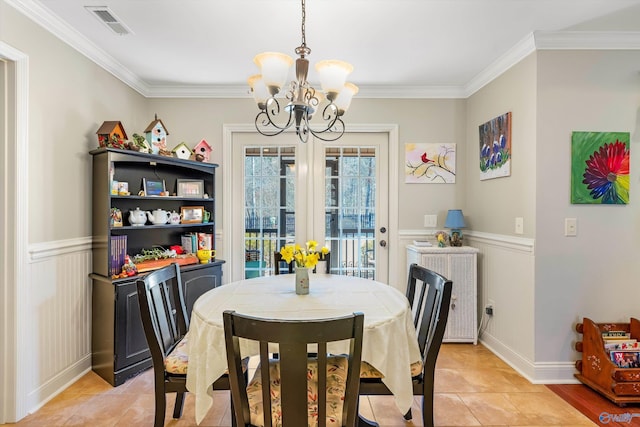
[143,178,166,196]
[181,205,205,224]
[177,179,205,198]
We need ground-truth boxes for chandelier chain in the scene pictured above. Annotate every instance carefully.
[300,0,306,49]
[250,0,355,143]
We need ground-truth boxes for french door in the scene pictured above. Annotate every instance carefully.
[226,127,393,283]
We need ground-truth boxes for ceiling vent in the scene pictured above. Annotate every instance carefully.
[85,6,133,36]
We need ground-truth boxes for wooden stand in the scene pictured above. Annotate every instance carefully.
[574,317,640,406]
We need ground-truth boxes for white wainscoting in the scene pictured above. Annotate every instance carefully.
[24,237,93,414]
[399,229,577,383]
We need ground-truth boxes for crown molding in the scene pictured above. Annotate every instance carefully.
[6,0,150,96]
[464,33,538,97]
[534,30,640,50]
[143,83,468,99]
[9,0,640,99]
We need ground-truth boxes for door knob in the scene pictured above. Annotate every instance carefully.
[379,226,387,233]
[379,240,387,247]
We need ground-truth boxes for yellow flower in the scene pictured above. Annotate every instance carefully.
[279,240,330,268]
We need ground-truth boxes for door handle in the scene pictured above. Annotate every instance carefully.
[379,240,387,247]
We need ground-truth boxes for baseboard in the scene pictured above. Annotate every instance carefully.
[480,333,580,384]
[25,354,92,415]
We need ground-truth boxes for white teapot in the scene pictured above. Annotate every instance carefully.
[128,207,147,226]
[146,209,169,225]
[168,210,182,224]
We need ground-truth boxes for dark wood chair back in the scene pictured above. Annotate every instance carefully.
[223,310,364,427]
[406,263,452,358]
[136,263,189,427]
[359,263,452,427]
[137,263,234,427]
[273,251,293,275]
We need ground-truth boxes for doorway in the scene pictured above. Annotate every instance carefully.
[223,124,398,284]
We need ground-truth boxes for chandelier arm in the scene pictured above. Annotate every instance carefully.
[262,97,296,131]
[297,122,310,143]
[307,118,346,142]
[319,102,339,125]
[255,112,287,137]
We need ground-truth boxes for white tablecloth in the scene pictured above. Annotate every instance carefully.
[185,274,422,425]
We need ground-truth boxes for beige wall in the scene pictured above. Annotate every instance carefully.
[535,50,640,362]
[466,54,538,237]
[146,97,468,233]
[465,54,538,363]
[3,5,147,244]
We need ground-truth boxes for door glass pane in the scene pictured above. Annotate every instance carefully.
[244,146,296,278]
[325,147,376,278]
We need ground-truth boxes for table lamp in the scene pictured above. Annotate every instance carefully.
[445,209,466,247]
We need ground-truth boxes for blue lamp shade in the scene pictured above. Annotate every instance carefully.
[445,209,465,246]
[445,209,466,229]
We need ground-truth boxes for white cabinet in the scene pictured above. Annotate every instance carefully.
[407,245,479,344]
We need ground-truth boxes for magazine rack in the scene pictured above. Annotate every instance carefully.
[574,317,640,405]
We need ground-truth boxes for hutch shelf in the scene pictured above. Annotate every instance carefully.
[90,148,224,386]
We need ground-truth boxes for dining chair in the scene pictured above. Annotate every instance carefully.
[136,263,238,427]
[313,252,331,274]
[359,263,452,427]
[273,251,293,275]
[223,310,365,427]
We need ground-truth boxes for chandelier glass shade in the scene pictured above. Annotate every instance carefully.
[248,0,358,143]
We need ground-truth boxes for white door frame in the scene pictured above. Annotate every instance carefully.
[0,42,30,423]
[223,124,398,284]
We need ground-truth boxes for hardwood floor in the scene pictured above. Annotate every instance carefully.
[547,383,640,427]
[5,343,603,426]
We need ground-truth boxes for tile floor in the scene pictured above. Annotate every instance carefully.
[6,343,595,426]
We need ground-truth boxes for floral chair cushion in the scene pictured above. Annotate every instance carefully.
[359,360,423,379]
[165,337,249,376]
[165,337,189,374]
[247,356,350,427]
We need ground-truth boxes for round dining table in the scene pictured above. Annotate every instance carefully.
[185,273,422,426]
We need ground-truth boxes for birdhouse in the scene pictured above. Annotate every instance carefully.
[172,142,193,160]
[96,121,128,148]
[144,114,169,154]
[192,139,212,162]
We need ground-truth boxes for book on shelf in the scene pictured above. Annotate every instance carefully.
[181,233,196,254]
[605,341,640,351]
[603,335,632,342]
[110,235,127,276]
[197,233,213,250]
[602,331,631,338]
[610,350,640,368]
[604,338,637,346]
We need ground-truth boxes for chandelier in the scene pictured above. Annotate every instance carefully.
[247,0,358,143]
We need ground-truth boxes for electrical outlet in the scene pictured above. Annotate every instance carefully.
[485,299,495,316]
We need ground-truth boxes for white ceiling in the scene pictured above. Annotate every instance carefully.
[9,0,640,98]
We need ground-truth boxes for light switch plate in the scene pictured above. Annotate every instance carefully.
[565,218,577,236]
[515,217,524,235]
[423,214,438,228]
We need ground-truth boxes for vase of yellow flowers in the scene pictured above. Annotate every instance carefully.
[436,231,448,248]
[279,240,330,295]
